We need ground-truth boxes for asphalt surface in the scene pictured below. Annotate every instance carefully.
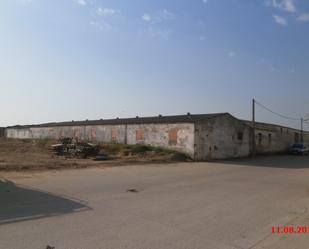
[1,155,309,249]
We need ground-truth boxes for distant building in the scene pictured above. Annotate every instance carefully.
[5,113,308,160]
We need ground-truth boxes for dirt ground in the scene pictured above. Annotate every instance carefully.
[0,138,190,171]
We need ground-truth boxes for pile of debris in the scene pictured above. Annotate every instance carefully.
[52,137,100,158]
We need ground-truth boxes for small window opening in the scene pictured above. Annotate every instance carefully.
[136,129,145,141]
[168,129,178,146]
[268,133,272,143]
[237,132,243,141]
[258,133,262,145]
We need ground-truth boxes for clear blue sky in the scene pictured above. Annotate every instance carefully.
[0,0,308,130]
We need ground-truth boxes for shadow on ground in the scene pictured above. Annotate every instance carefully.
[0,179,90,225]
[215,155,309,169]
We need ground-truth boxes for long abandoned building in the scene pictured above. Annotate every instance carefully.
[3,113,309,160]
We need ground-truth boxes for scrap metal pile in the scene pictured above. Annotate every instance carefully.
[52,137,100,158]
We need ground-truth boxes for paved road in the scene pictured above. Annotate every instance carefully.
[1,155,309,249]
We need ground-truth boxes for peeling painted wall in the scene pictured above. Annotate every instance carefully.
[5,123,195,157]
[126,123,195,156]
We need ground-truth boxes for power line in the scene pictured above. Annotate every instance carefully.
[254,100,301,121]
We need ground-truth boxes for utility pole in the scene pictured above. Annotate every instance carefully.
[301,118,304,144]
[252,98,256,156]
[300,117,309,144]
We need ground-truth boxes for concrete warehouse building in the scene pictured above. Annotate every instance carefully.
[4,113,309,160]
